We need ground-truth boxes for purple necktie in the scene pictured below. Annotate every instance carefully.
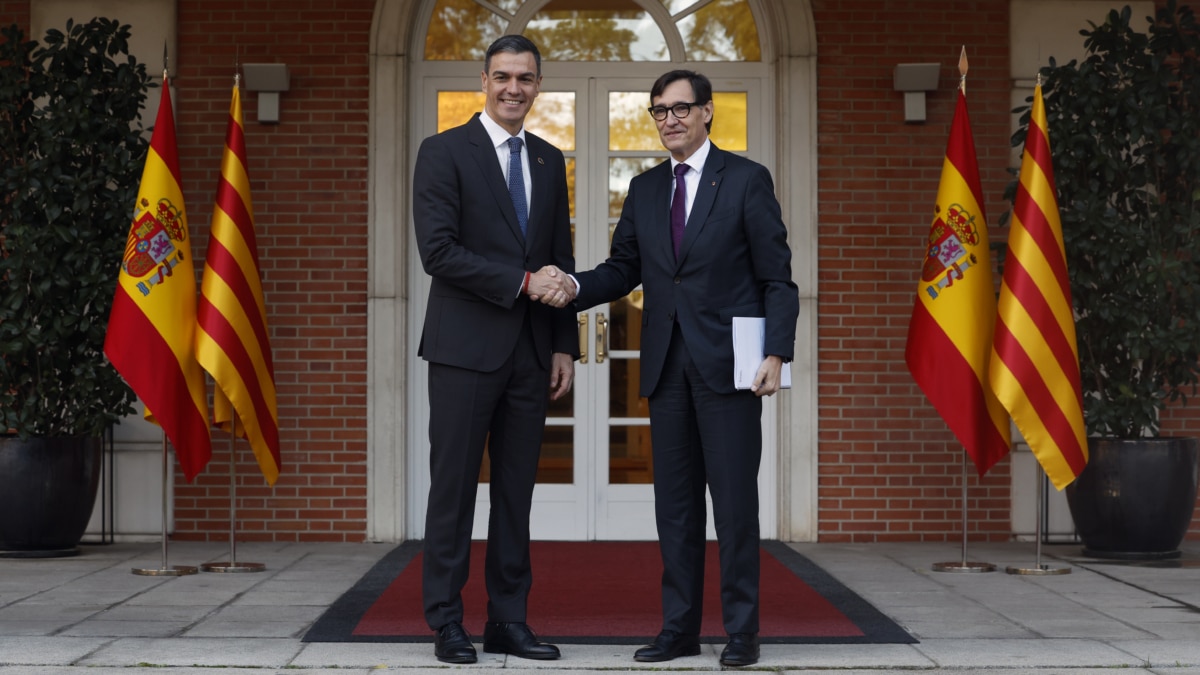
[671,163,689,258]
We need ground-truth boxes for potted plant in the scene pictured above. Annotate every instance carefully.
[1009,2,1200,559]
[0,19,147,556]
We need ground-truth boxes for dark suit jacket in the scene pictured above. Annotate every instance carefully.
[413,113,578,370]
[575,145,799,396]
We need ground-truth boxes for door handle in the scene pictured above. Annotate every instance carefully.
[577,313,588,364]
[596,312,608,364]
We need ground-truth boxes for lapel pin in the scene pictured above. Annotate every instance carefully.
[711,181,716,186]
[537,157,545,165]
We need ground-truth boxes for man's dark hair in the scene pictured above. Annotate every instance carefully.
[485,34,542,76]
[650,69,713,133]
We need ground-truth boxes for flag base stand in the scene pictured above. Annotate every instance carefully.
[201,561,265,573]
[1006,563,1070,575]
[1007,463,1071,576]
[932,561,996,573]
[133,565,198,576]
[134,434,197,577]
[932,455,995,573]
[200,421,265,574]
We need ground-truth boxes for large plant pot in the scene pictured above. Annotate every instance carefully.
[1065,437,1200,560]
[0,435,103,558]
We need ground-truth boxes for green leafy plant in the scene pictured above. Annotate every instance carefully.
[1007,2,1200,438]
[0,18,149,437]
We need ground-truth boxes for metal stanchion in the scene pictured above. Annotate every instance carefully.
[82,424,115,546]
[933,454,995,573]
[1007,462,1070,575]
[133,433,197,576]
[201,418,264,573]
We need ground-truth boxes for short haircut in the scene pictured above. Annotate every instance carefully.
[650,69,713,133]
[485,35,542,77]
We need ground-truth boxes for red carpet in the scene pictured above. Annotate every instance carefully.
[304,540,915,644]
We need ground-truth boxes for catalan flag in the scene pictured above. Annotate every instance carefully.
[104,74,212,480]
[905,84,1011,477]
[989,83,1087,489]
[196,83,281,485]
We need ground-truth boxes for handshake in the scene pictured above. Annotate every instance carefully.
[526,265,577,308]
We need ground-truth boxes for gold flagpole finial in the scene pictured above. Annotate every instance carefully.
[958,46,968,94]
[162,41,169,81]
[235,46,241,88]
[1036,71,1043,88]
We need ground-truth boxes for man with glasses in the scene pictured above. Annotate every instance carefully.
[569,70,799,667]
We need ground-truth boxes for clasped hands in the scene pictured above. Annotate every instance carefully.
[526,265,576,308]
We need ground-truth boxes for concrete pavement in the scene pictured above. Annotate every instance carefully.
[2,539,1200,673]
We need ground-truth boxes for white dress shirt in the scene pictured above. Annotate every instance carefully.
[479,110,532,209]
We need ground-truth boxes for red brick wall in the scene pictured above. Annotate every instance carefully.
[171,1,375,541]
[0,1,27,32]
[811,0,1015,542]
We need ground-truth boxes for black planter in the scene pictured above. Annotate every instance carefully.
[0,435,103,558]
[1065,437,1200,560]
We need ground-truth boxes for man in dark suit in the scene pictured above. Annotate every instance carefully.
[412,35,578,665]
[570,70,799,667]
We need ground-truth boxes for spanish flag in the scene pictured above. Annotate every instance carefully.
[104,74,212,480]
[196,83,281,485]
[989,83,1087,489]
[905,84,1011,477]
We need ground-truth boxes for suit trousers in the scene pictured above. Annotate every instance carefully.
[422,317,549,630]
[648,325,762,636]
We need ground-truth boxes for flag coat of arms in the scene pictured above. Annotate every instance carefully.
[197,84,282,485]
[905,87,1011,476]
[990,83,1087,489]
[104,75,212,480]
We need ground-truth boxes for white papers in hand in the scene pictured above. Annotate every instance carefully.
[733,317,791,390]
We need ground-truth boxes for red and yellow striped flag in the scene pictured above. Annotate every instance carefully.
[196,84,281,485]
[104,75,212,480]
[905,87,1011,476]
[989,84,1087,489]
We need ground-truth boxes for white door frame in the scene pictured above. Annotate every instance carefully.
[365,0,818,543]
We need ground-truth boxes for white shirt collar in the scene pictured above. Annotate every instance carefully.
[671,139,712,174]
[480,110,525,148]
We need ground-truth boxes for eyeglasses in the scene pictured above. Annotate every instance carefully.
[648,101,701,122]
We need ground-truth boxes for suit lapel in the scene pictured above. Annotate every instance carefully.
[467,115,525,244]
[677,146,725,264]
[524,133,551,248]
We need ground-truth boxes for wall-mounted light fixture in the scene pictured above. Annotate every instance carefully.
[893,63,941,123]
[242,63,290,124]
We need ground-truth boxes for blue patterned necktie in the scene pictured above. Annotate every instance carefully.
[671,163,690,258]
[507,137,528,236]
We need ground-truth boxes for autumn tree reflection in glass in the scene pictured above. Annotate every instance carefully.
[424,0,761,63]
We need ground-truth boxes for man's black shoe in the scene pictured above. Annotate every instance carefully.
[482,621,561,660]
[633,630,702,662]
[719,632,760,667]
[433,621,477,664]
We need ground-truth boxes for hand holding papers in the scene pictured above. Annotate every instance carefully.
[733,317,791,394]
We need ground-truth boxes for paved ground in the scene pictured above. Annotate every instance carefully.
[1,539,1200,673]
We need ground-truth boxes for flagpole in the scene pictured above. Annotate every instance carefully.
[132,432,197,576]
[932,454,995,573]
[994,71,1079,575]
[1007,461,1070,575]
[201,416,265,573]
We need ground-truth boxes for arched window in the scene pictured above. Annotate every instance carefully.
[425,0,761,62]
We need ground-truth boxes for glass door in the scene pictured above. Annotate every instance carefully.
[588,79,756,539]
[410,74,760,540]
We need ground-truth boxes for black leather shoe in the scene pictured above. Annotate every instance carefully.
[720,632,760,667]
[482,621,561,660]
[634,630,701,662]
[433,621,477,664]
